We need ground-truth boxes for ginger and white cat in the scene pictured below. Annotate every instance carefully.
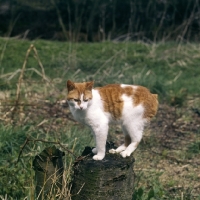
[66,80,158,160]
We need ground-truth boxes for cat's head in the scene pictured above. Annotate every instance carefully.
[66,80,94,110]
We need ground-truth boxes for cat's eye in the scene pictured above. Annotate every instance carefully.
[74,99,80,102]
[84,99,88,102]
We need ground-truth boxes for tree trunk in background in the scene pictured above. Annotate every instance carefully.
[71,143,135,200]
[33,146,64,200]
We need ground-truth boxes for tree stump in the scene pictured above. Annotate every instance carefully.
[33,146,64,200]
[71,142,135,200]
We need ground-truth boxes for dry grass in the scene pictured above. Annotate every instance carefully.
[0,38,200,199]
[0,43,81,200]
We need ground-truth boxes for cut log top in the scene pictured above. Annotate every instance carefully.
[74,146,134,169]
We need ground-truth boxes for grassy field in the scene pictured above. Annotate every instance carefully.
[0,37,200,199]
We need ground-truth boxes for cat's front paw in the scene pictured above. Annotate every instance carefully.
[92,148,97,154]
[93,154,105,160]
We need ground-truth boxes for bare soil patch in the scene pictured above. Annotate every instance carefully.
[132,100,200,199]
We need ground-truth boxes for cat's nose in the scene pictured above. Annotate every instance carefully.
[80,106,83,110]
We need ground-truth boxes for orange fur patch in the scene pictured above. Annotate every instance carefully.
[133,86,158,119]
[97,84,124,119]
[96,84,158,120]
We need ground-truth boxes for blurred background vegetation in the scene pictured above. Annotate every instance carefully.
[1,0,200,42]
[0,0,200,199]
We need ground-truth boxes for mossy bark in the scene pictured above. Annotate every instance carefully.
[33,146,64,200]
[71,143,135,200]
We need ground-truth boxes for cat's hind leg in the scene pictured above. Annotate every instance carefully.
[120,122,144,158]
[109,135,130,154]
[120,141,140,158]
[109,144,126,154]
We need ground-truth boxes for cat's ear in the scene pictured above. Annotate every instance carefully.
[86,81,94,90]
[67,80,75,92]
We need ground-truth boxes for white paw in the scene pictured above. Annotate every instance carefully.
[92,148,97,154]
[93,154,105,160]
[109,149,117,154]
[120,151,131,158]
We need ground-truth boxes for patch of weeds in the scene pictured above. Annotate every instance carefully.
[0,125,27,159]
[133,170,166,200]
[167,88,188,107]
[132,187,144,200]
[177,140,199,160]
[133,187,159,200]
[0,125,29,198]
[151,80,166,97]
[148,177,165,199]
[133,181,165,200]
[0,79,13,90]
[187,141,200,155]
[0,123,93,199]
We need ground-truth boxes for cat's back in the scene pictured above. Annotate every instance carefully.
[94,84,158,120]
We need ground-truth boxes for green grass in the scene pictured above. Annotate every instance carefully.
[0,124,93,199]
[1,37,200,101]
[0,37,200,199]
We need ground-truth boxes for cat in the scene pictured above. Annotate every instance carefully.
[66,80,158,160]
